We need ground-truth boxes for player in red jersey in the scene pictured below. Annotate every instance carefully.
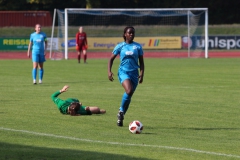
[75,26,88,63]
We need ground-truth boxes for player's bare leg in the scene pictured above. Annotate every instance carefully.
[83,50,87,63]
[77,51,81,63]
[100,109,106,114]
[87,106,106,114]
[117,79,133,126]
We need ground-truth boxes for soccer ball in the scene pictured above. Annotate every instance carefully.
[129,120,143,134]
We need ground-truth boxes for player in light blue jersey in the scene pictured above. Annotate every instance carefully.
[108,26,145,127]
[27,24,48,84]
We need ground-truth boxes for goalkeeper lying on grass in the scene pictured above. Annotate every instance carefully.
[51,85,106,116]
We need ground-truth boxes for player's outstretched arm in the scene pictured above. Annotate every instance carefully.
[51,86,68,102]
[27,42,32,58]
[60,85,69,93]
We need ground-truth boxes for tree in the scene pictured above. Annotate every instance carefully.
[0,0,87,11]
[0,0,28,10]
[0,0,240,24]
[86,0,100,8]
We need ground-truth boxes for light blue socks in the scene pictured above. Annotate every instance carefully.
[119,92,131,114]
[32,68,44,83]
[32,68,37,81]
[39,69,44,81]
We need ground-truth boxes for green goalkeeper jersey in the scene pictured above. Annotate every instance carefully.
[51,91,80,114]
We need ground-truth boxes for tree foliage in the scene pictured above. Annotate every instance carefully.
[0,0,239,24]
[0,0,86,11]
[0,0,28,10]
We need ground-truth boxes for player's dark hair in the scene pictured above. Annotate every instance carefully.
[123,26,135,41]
[35,24,41,32]
[69,102,80,116]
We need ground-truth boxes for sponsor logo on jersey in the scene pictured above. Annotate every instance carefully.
[125,51,133,55]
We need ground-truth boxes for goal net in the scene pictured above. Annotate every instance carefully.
[50,8,208,60]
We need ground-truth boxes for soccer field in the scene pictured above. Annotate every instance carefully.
[0,58,240,160]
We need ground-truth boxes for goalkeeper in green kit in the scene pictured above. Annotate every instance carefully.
[51,85,106,116]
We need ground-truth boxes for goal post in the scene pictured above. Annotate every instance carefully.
[49,8,56,60]
[205,9,208,58]
[50,8,208,59]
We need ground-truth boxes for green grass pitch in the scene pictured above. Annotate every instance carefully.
[0,58,240,160]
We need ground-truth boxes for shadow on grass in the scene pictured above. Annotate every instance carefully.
[186,127,240,130]
[0,142,150,160]
[166,127,240,130]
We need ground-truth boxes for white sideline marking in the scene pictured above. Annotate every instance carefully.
[1,127,240,159]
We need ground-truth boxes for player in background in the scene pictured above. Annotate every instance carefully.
[27,24,48,84]
[75,26,88,63]
[51,85,106,116]
[108,26,145,127]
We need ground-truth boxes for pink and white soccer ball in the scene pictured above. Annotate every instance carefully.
[129,120,143,134]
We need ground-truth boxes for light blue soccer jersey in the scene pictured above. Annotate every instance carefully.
[30,32,47,53]
[112,42,143,72]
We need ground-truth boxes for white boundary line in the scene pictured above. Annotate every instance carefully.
[1,127,240,159]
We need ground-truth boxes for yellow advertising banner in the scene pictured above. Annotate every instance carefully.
[135,37,181,49]
[88,37,122,50]
[0,37,181,50]
[68,37,181,50]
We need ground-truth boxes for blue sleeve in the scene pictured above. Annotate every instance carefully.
[112,42,124,55]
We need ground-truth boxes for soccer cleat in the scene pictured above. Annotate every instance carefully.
[117,111,124,120]
[117,120,123,127]
[39,80,42,84]
[117,111,124,127]
[33,80,36,85]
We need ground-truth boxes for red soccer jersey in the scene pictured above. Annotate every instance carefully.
[76,32,87,46]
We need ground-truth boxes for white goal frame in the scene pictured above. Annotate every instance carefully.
[50,8,208,59]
